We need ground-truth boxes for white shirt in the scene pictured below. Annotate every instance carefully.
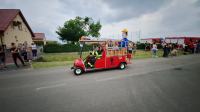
[31,44,37,50]
[152,44,157,49]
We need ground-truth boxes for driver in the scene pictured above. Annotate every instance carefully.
[93,46,102,59]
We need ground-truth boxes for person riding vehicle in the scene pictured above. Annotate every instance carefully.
[86,51,96,68]
[96,46,103,59]
[85,46,103,68]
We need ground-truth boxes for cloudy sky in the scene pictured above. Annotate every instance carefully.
[1,0,200,41]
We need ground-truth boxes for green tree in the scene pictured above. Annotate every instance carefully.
[56,16,102,43]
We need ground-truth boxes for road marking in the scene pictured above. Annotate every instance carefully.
[96,75,127,82]
[96,61,200,82]
[36,83,66,91]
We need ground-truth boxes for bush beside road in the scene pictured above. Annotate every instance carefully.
[43,43,93,53]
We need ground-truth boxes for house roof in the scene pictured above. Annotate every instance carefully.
[0,9,34,37]
[33,33,46,40]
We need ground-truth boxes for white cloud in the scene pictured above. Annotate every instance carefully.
[101,0,200,41]
[1,0,200,42]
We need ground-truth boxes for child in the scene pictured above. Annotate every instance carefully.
[127,42,133,62]
[151,42,158,58]
[113,42,119,56]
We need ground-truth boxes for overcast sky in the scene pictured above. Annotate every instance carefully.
[1,0,200,41]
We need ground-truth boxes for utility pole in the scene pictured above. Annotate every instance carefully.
[138,30,141,42]
[130,32,133,42]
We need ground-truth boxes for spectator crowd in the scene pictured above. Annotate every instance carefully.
[144,39,200,58]
[0,41,38,69]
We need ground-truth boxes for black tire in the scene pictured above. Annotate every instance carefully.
[74,68,83,75]
[119,63,126,70]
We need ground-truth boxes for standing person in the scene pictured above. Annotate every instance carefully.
[163,43,168,57]
[145,41,148,51]
[10,43,25,68]
[23,41,28,61]
[21,44,28,62]
[0,46,6,69]
[194,41,197,53]
[132,42,136,55]
[167,43,172,56]
[151,42,158,58]
[18,43,23,56]
[31,43,37,59]
[127,42,133,62]
[196,40,200,53]
[189,40,195,53]
[182,43,186,52]
[183,43,188,54]
[18,43,27,61]
[27,46,32,62]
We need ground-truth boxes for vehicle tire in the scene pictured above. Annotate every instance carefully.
[119,63,126,70]
[74,68,83,75]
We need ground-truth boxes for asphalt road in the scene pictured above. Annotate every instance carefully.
[0,54,200,112]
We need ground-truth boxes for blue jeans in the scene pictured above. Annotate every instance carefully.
[152,49,157,57]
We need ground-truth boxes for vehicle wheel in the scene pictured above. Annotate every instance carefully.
[74,68,83,75]
[119,63,126,70]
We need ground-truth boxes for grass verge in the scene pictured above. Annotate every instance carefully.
[32,50,185,69]
[32,61,73,69]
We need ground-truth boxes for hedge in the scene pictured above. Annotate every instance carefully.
[44,43,93,53]
[136,43,146,49]
[136,43,163,50]
[44,43,164,53]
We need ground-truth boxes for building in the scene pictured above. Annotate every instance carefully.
[165,37,200,44]
[0,9,34,48]
[140,38,163,44]
[33,33,46,45]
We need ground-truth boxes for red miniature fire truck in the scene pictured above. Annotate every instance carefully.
[71,39,132,75]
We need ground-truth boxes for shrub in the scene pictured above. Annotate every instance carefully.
[136,43,163,50]
[136,43,146,49]
[157,44,163,49]
[43,43,93,53]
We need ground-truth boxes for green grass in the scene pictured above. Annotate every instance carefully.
[32,50,185,69]
[32,61,73,69]
[134,50,184,59]
[134,50,163,59]
[40,52,88,62]
[32,52,88,69]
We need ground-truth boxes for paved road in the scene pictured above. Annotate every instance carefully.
[0,55,200,112]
